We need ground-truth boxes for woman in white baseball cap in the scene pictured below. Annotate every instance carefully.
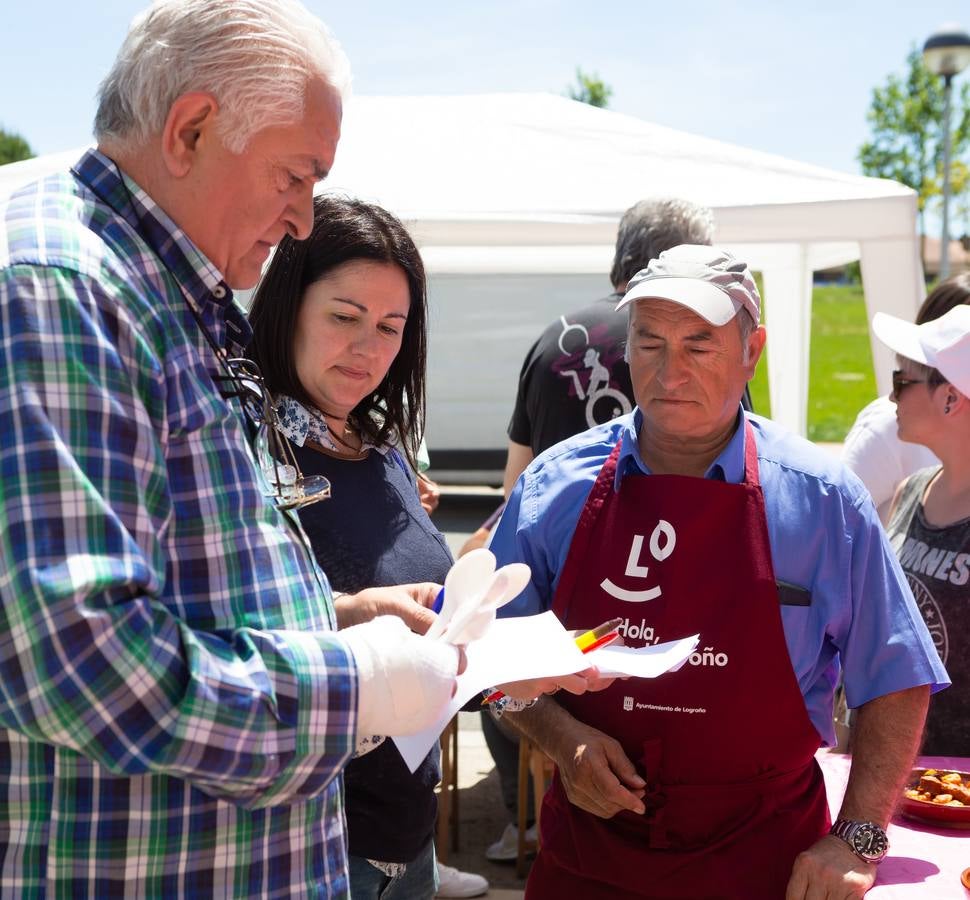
[872,303,970,755]
[843,276,970,522]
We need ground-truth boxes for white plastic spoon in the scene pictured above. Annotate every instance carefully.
[441,562,533,644]
[424,547,495,640]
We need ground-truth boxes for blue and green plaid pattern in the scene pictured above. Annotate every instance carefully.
[0,150,357,898]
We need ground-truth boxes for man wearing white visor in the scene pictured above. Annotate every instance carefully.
[489,244,948,899]
[873,305,970,759]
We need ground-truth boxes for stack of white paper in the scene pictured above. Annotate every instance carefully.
[392,613,698,773]
[586,635,699,678]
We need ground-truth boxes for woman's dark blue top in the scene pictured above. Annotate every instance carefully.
[293,441,453,863]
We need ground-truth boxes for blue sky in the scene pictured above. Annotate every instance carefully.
[4,0,970,184]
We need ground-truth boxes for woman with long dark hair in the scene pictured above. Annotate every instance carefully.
[249,195,488,899]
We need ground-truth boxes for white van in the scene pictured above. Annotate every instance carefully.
[424,272,611,484]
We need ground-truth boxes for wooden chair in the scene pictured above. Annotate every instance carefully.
[516,736,555,878]
[435,716,460,863]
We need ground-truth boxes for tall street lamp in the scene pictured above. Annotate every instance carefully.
[923,24,970,279]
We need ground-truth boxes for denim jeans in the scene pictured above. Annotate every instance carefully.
[348,836,438,900]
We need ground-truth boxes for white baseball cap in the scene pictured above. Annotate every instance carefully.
[872,304,970,397]
[615,244,761,326]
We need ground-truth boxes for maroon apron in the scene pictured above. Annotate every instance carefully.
[527,421,829,900]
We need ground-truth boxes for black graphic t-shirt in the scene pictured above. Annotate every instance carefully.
[887,466,970,756]
[508,293,634,456]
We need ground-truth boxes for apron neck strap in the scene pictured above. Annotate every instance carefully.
[741,417,761,490]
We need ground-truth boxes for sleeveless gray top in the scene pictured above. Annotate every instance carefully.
[886,466,970,756]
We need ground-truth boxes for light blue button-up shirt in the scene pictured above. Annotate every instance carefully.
[492,408,949,745]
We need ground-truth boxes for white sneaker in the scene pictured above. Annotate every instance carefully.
[435,862,489,898]
[484,821,538,862]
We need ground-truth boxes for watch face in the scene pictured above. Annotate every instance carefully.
[850,823,888,860]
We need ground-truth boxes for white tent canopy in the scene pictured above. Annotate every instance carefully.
[0,93,922,443]
[324,93,922,439]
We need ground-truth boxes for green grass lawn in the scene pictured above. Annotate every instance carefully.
[748,283,880,442]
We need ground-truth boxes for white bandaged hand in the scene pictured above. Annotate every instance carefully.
[341,616,460,737]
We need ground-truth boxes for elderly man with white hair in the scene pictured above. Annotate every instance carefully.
[0,1,466,895]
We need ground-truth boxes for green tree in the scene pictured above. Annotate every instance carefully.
[566,67,613,109]
[0,127,34,166]
[950,159,970,238]
[858,47,970,263]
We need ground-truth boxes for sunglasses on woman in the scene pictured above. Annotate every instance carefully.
[891,369,944,398]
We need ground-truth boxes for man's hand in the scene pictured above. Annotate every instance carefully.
[785,685,928,899]
[416,474,440,515]
[497,666,617,702]
[334,583,440,634]
[341,616,466,735]
[785,834,877,900]
[549,716,646,819]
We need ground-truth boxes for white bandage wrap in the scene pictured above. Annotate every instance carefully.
[341,616,460,737]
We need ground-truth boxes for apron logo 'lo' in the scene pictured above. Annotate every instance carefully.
[601,521,676,602]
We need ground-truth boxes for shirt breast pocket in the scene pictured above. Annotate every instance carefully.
[777,580,812,607]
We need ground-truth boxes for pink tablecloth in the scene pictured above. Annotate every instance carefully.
[819,751,970,898]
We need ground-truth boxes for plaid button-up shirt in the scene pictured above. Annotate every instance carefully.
[0,149,357,898]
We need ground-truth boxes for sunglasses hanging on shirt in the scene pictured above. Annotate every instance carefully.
[212,357,331,510]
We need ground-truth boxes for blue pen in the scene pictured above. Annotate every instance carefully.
[432,587,445,614]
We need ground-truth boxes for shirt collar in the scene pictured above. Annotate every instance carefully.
[614,406,747,491]
[275,394,387,455]
[72,148,252,357]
